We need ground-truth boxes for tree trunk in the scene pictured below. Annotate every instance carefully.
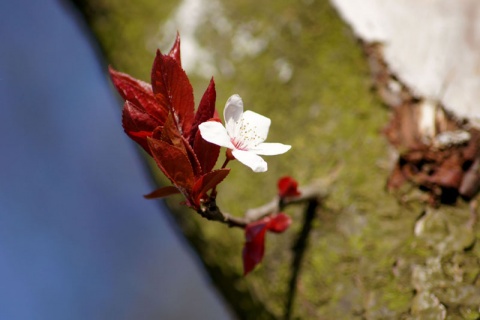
[70,0,480,318]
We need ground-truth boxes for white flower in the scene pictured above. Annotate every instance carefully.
[198,94,291,172]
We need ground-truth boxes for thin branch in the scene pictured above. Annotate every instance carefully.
[284,198,319,319]
[198,166,341,228]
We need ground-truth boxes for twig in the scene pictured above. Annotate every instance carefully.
[284,198,318,319]
[198,166,341,228]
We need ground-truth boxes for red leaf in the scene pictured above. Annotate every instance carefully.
[122,101,158,154]
[243,219,269,275]
[151,50,194,138]
[159,113,185,148]
[242,213,292,275]
[180,135,202,178]
[144,186,180,199]
[193,125,221,174]
[156,116,202,177]
[189,78,217,145]
[147,137,195,191]
[109,66,168,125]
[212,109,221,121]
[267,213,292,233]
[192,169,230,207]
[278,176,301,198]
[152,120,202,178]
[129,131,153,139]
[168,32,182,66]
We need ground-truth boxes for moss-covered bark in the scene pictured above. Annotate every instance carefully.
[70,0,480,318]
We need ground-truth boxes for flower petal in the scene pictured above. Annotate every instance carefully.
[250,142,291,155]
[199,121,235,149]
[232,149,268,172]
[241,111,271,148]
[224,94,244,137]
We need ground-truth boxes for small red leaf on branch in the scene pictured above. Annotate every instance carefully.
[242,213,292,275]
[121,101,158,154]
[147,137,195,191]
[153,115,202,177]
[193,120,221,173]
[156,113,183,148]
[110,67,168,125]
[189,78,217,144]
[151,50,194,137]
[144,186,180,199]
[192,169,230,207]
[278,176,301,198]
[243,219,269,276]
[267,213,292,233]
[128,130,154,139]
[168,32,182,65]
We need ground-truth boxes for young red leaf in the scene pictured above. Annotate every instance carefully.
[180,134,202,178]
[192,169,230,206]
[151,50,194,137]
[109,66,168,125]
[158,113,185,149]
[242,213,292,275]
[278,176,301,198]
[189,77,217,145]
[193,125,221,174]
[122,101,157,154]
[147,137,195,191]
[144,186,180,199]
[243,219,269,275]
[168,32,182,66]
[153,121,203,178]
[267,213,292,233]
[212,108,221,121]
[129,130,154,139]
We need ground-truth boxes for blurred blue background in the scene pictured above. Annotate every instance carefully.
[0,0,232,319]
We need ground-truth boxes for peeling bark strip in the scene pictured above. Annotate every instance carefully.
[363,43,480,205]
[332,1,480,205]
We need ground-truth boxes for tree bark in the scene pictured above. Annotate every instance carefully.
[69,0,480,318]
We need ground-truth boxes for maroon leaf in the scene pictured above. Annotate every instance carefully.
[180,135,202,178]
[193,125,221,174]
[243,219,269,275]
[153,120,202,178]
[212,109,221,121]
[147,137,195,191]
[242,213,292,275]
[158,113,185,149]
[192,169,230,206]
[278,176,301,198]
[144,186,180,199]
[109,66,168,124]
[267,213,292,233]
[129,131,154,139]
[168,32,182,66]
[151,50,194,138]
[189,78,217,145]
[122,101,157,154]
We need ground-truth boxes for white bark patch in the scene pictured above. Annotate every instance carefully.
[331,0,480,126]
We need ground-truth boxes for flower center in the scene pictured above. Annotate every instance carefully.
[229,117,265,151]
[232,137,248,150]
